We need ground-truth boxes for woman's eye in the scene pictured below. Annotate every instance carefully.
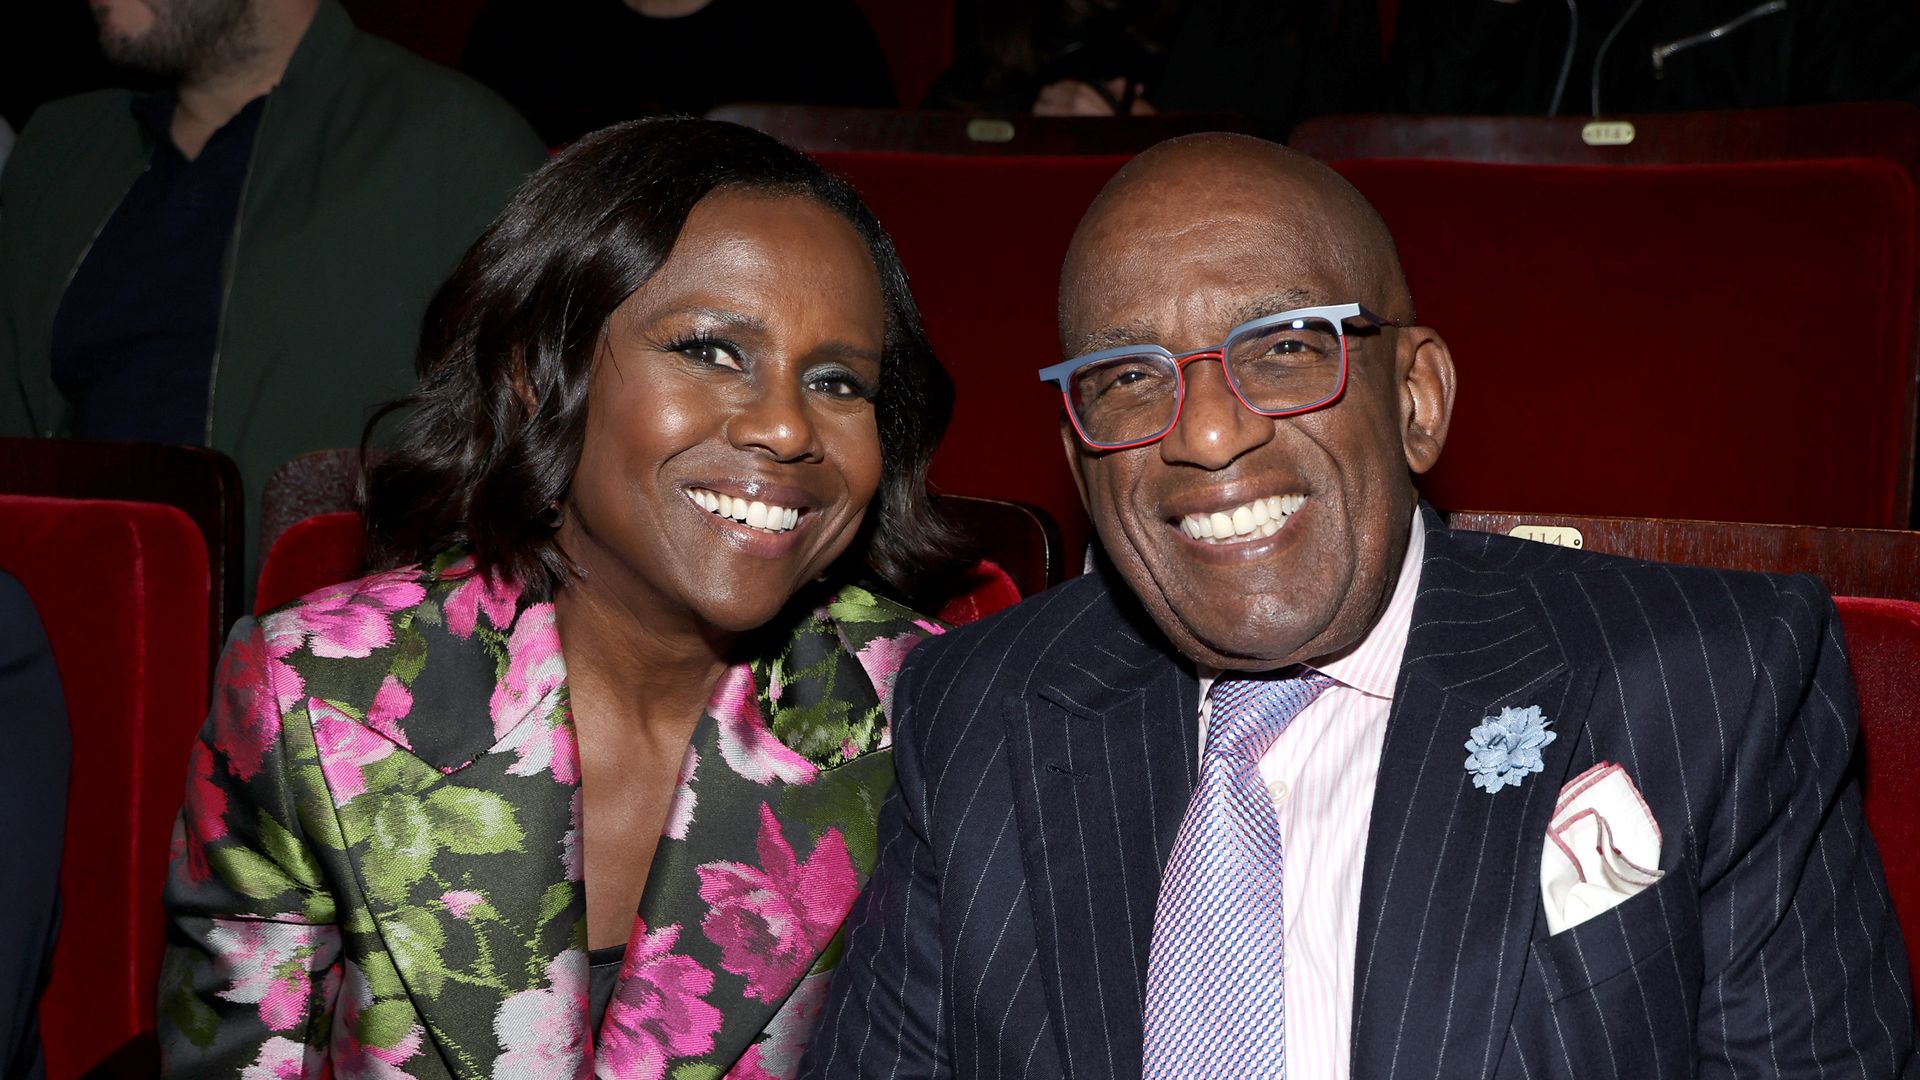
[681,341,744,371]
[809,371,874,399]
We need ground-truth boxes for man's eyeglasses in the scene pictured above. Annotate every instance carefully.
[1037,303,1397,451]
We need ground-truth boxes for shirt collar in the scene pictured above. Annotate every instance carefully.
[1309,511,1424,700]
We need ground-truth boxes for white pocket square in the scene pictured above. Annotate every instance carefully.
[1541,762,1665,935]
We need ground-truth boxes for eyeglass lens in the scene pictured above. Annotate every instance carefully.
[1067,316,1344,446]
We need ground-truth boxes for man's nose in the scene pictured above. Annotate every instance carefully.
[1158,354,1274,469]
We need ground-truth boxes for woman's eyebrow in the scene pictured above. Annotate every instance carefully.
[641,305,770,336]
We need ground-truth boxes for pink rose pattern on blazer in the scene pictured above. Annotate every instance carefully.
[158,552,939,1078]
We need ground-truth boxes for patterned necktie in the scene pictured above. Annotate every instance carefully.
[1143,668,1335,1080]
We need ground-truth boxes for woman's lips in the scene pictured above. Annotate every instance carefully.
[684,486,802,533]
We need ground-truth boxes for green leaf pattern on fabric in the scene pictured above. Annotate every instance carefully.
[158,555,940,1078]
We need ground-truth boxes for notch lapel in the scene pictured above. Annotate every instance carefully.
[1350,525,1597,1079]
[300,569,588,1078]
[1003,579,1197,1080]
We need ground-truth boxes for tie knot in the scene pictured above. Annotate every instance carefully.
[1205,669,1334,761]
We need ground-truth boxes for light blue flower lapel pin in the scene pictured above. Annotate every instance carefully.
[1463,705,1556,794]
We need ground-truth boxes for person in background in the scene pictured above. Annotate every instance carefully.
[0,571,71,1080]
[159,117,957,1079]
[464,0,895,147]
[925,0,1381,139]
[1393,0,1920,116]
[0,0,546,578]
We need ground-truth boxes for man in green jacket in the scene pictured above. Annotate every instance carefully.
[0,0,546,587]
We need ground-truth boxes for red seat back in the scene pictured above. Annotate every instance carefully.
[819,152,1128,564]
[255,510,367,615]
[1835,595,1920,990]
[0,495,211,1077]
[1335,156,1918,527]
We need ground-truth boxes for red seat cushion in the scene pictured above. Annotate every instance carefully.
[255,511,368,615]
[1334,157,1918,528]
[934,560,1025,625]
[0,495,210,1076]
[1836,595,1920,989]
[820,152,1129,567]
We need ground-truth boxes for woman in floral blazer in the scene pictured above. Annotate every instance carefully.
[159,119,961,1079]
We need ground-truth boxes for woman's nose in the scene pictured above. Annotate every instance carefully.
[726,378,824,463]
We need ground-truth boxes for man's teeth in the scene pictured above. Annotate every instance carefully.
[1180,494,1305,543]
[685,488,801,533]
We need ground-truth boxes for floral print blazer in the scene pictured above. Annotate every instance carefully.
[158,551,940,1079]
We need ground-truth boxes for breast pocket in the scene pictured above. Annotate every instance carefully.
[1523,855,1707,1077]
[1532,856,1702,1003]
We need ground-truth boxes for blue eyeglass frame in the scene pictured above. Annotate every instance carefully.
[1036,302,1396,450]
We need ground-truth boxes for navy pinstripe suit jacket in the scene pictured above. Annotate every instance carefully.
[801,517,1917,1079]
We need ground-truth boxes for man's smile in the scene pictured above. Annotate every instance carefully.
[1177,493,1306,544]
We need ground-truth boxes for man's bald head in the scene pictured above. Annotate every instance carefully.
[1060,134,1412,355]
[1051,131,1455,673]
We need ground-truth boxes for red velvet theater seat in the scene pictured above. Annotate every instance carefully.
[0,495,211,1078]
[255,510,367,616]
[1332,156,1917,528]
[1834,596,1920,1000]
[818,152,1129,564]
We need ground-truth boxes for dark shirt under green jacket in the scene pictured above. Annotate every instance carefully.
[0,0,546,568]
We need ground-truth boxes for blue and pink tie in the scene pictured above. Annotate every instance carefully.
[1143,668,1334,1080]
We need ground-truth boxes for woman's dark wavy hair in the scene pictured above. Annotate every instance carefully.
[362,117,957,599]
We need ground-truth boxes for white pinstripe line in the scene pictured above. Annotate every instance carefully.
[1564,929,1623,1077]
[1417,625,1536,662]
[1022,701,1075,1077]
[1059,709,1118,1079]
[1022,1015,1051,1075]
[1381,698,1460,1079]
[1440,640,1553,691]
[990,953,1037,1080]
[1415,608,1528,630]
[1096,699,1145,1011]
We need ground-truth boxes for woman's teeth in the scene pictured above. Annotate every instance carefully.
[685,488,801,533]
[1180,494,1305,543]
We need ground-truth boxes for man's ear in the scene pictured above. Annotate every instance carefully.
[1397,325,1456,476]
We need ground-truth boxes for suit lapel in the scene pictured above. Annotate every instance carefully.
[596,588,927,1077]
[1004,578,1196,1080]
[1350,522,1596,1079]
[305,566,588,1077]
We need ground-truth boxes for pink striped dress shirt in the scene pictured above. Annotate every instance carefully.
[1196,517,1424,1080]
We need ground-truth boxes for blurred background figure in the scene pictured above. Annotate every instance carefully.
[1392,0,1920,116]
[0,0,546,580]
[0,571,70,1080]
[925,0,1382,138]
[464,0,896,146]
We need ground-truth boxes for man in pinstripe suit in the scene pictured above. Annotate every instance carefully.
[801,134,1916,1078]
